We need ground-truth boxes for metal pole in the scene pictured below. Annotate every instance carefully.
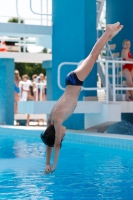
[18,16,21,53]
[41,0,42,25]
[112,62,116,102]
[121,63,123,99]
[36,84,38,101]
[116,62,118,95]
[105,61,108,103]
[18,37,21,52]
[46,0,48,25]
[24,37,26,53]
[40,84,43,101]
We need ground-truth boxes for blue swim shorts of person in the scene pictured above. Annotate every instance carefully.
[65,71,83,86]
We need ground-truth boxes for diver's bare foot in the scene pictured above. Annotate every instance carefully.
[109,25,123,39]
[106,22,123,39]
[106,22,120,32]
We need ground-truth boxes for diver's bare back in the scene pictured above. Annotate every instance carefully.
[50,85,81,123]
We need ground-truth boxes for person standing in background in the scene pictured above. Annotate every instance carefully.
[14,70,21,114]
[26,85,35,126]
[19,74,31,101]
[32,74,38,100]
[122,39,133,101]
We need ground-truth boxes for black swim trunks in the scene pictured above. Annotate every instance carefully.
[65,71,83,86]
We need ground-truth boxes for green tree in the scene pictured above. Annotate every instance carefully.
[15,63,46,79]
[8,17,25,52]
[8,17,24,23]
[42,48,48,53]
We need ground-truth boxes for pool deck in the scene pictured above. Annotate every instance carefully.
[0,125,46,131]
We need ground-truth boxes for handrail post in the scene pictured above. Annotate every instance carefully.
[19,37,21,52]
[41,0,43,25]
[46,0,48,25]
[120,60,123,99]
[24,37,26,53]
[116,60,118,95]
[105,61,108,103]
[36,84,38,101]
[30,0,51,16]
[16,0,52,25]
[40,84,43,101]
[112,62,116,102]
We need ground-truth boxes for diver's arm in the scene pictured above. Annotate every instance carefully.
[46,145,52,165]
[52,129,62,170]
[52,124,66,171]
[44,145,52,174]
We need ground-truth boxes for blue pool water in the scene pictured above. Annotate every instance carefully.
[0,128,133,200]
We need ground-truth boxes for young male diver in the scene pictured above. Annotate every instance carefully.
[41,22,123,174]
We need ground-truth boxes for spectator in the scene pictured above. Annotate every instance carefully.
[20,74,31,101]
[122,39,133,101]
[32,74,38,82]
[14,70,21,113]
[32,74,38,100]
[35,73,46,125]
[26,85,35,126]
[36,73,46,101]
[39,73,46,101]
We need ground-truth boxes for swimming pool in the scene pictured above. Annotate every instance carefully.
[0,127,133,200]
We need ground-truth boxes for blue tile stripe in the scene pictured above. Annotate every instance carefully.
[1,127,133,150]
[65,133,133,150]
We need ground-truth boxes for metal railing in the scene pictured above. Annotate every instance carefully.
[0,0,52,26]
[18,60,133,104]
[97,0,105,27]
[58,61,108,102]
[16,0,52,26]
[58,60,133,103]
[0,0,52,52]
[19,82,46,101]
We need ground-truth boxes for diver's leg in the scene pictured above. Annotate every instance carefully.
[75,22,123,81]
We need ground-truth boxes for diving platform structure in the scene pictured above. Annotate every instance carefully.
[0,52,52,63]
[17,101,133,129]
[1,21,133,129]
[0,13,53,125]
[0,23,52,37]
[0,23,52,63]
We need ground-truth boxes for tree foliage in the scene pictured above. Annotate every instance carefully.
[42,48,48,53]
[15,63,46,79]
[8,17,24,23]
